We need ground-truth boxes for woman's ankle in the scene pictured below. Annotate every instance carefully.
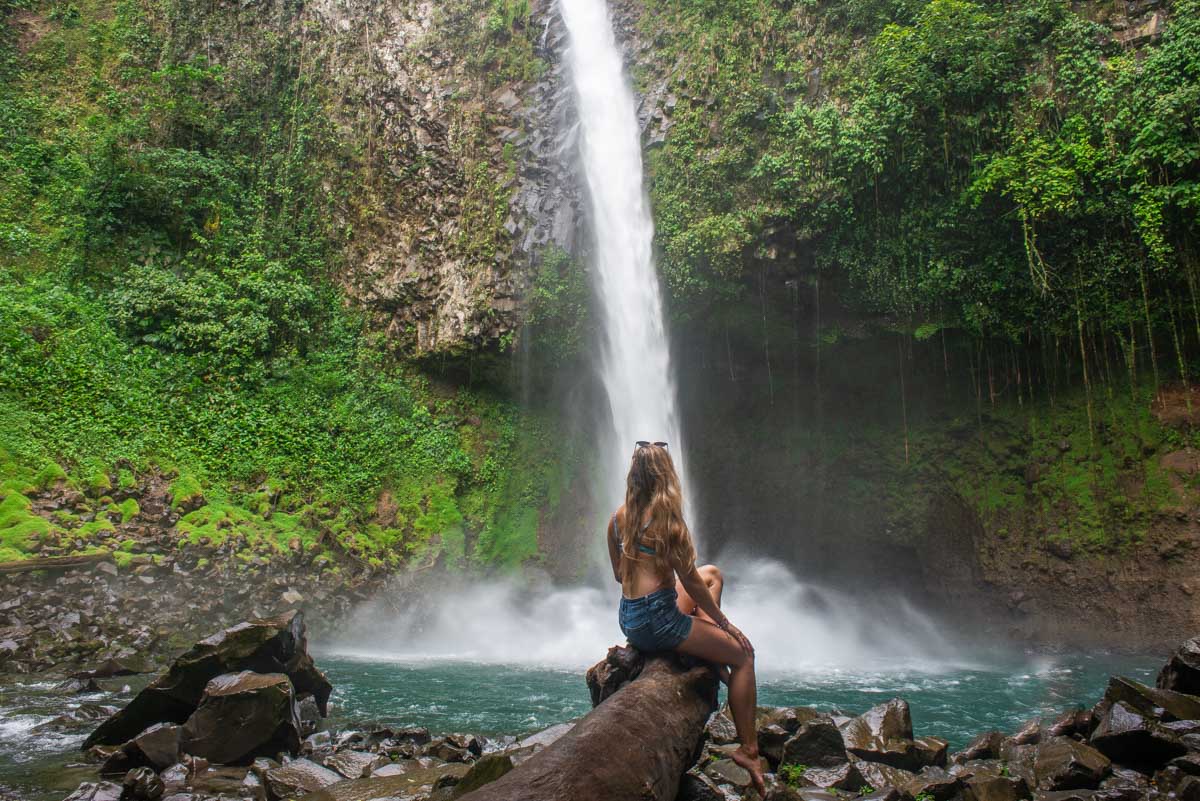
[735,742,760,759]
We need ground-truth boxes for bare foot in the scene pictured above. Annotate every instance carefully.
[732,744,766,797]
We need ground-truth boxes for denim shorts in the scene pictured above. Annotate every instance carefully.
[619,586,693,651]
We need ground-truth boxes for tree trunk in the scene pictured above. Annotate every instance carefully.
[459,648,717,801]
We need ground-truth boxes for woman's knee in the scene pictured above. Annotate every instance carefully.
[699,564,723,584]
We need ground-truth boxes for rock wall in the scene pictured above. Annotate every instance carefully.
[165,0,585,355]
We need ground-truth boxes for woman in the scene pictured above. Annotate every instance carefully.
[606,441,764,796]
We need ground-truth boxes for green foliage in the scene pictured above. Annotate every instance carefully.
[780,764,809,788]
[644,0,1200,349]
[523,245,590,364]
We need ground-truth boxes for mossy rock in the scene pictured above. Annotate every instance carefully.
[170,474,206,511]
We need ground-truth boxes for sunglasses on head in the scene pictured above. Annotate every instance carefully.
[636,441,668,448]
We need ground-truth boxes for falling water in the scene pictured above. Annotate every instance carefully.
[558,0,688,513]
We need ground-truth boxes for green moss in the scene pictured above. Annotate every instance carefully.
[117,469,137,490]
[83,468,112,494]
[169,474,205,511]
[33,460,67,489]
[115,498,139,523]
[113,550,135,569]
[78,512,116,539]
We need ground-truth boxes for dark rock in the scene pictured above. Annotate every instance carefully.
[264,757,342,798]
[1159,636,1200,695]
[761,723,792,767]
[783,719,847,768]
[1090,700,1185,769]
[860,789,902,801]
[122,767,164,801]
[297,695,322,737]
[1096,767,1150,801]
[705,709,738,745]
[451,754,514,797]
[800,762,865,791]
[57,677,103,693]
[1101,676,1200,722]
[914,737,950,769]
[324,749,388,779]
[1047,710,1094,739]
[83,611,329,749]
[180,671,301,764]
[905,767,961,801]
[296,764,471,801]
[425,737,471,763]
[855,760,917,791]
[72,658,142,680]
[956,731,1007,763]
[677,767,726,801]
[1013,719,1043,746]
[964,775,1031,801]
[841,699,921,769]
[61,782,124,801]
[1032,791,1096,801]
[1033,737,1111,791]
[1154,766,1200,801]
[1171,754,1200,776]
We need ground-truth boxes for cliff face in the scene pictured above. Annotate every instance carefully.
[165,0,584,355]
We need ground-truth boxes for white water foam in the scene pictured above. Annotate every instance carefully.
[322,559,960,673]
[558,0,689,515]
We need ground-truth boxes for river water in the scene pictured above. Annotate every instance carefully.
[0,651,1161,800]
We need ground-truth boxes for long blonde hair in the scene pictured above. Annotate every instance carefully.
[614,443,696,594]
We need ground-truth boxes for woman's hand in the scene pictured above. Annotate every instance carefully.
[722,620,754,657]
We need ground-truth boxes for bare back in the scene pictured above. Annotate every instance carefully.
[612,505,676,598]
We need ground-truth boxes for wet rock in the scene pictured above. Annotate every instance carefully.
[1154,766,1200,801]
[122,767,164,801]
[855,759,917,791]
[100,722,181,774]
[914,736,950,769]
[516,721,572,751]
[61,782,124,801]
[677,767,727,801]
[1090,700,1185,769]
[860,789,903,801]
[297,695,322,737]
[1047,710,1095,739]
[956,731,1007,763]
[72,658,142,680]
[1101,676,1200,722]
[57,677,103,693]
[425,737,471,763]
[1096,767,1150,801]
[799,762,865,791]
[1013,719,1043,746]
[324,749,388,779]
[180,671,301,764]
[264,758,341,798]
[783,719,847,768]
[705,708,738,745]
[963,775,1031,801]
[451,753,514,797]
[1158,636,1200,695]
[297,764,471,801]
[841,699,921,768]
[905,767,962,800]
[1033,737,1110,790]
[1171,754,1200,776]
[83,611,329,749]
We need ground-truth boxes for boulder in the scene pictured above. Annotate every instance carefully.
[99,723,181,774]
[800,762,865,791]
[1090,700,1186,769]
[1101,676,1200,722]
[782,719,847,769]
[1096,767,1150,801]
[264,758,342,798]
[180,671,302,764]
[914,737,950,769]
[1154,766,1200,801]
[296,764,472,801]
[1033,737,1110,791]
[761,723,792,767]
[122,767,164,801]
[451,754,514,797]
[1047,710,1094,740]
[676,768,726,801]
[955,731,1007,763]
[855,760,917,791]
[61,782,124,801]
[840,699,920,769]
[324,749,389,779]
[905,767,961,801]
[1158,636,1200,695]
[963,775,1031,801]
[83,611,330,749]
[1013,719,1043,746]
[704,709,738,745]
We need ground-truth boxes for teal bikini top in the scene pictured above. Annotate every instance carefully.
[611,514,656,555]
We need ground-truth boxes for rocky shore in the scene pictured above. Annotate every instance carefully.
[35,610,1200,801]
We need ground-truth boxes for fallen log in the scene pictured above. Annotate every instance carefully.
[458,645,718,801]
[0,552,113,574]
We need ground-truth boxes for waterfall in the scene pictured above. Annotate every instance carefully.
[558,0,689,517]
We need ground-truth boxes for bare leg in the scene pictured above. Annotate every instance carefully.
[675,614,763,796]
[675,565,729,682]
